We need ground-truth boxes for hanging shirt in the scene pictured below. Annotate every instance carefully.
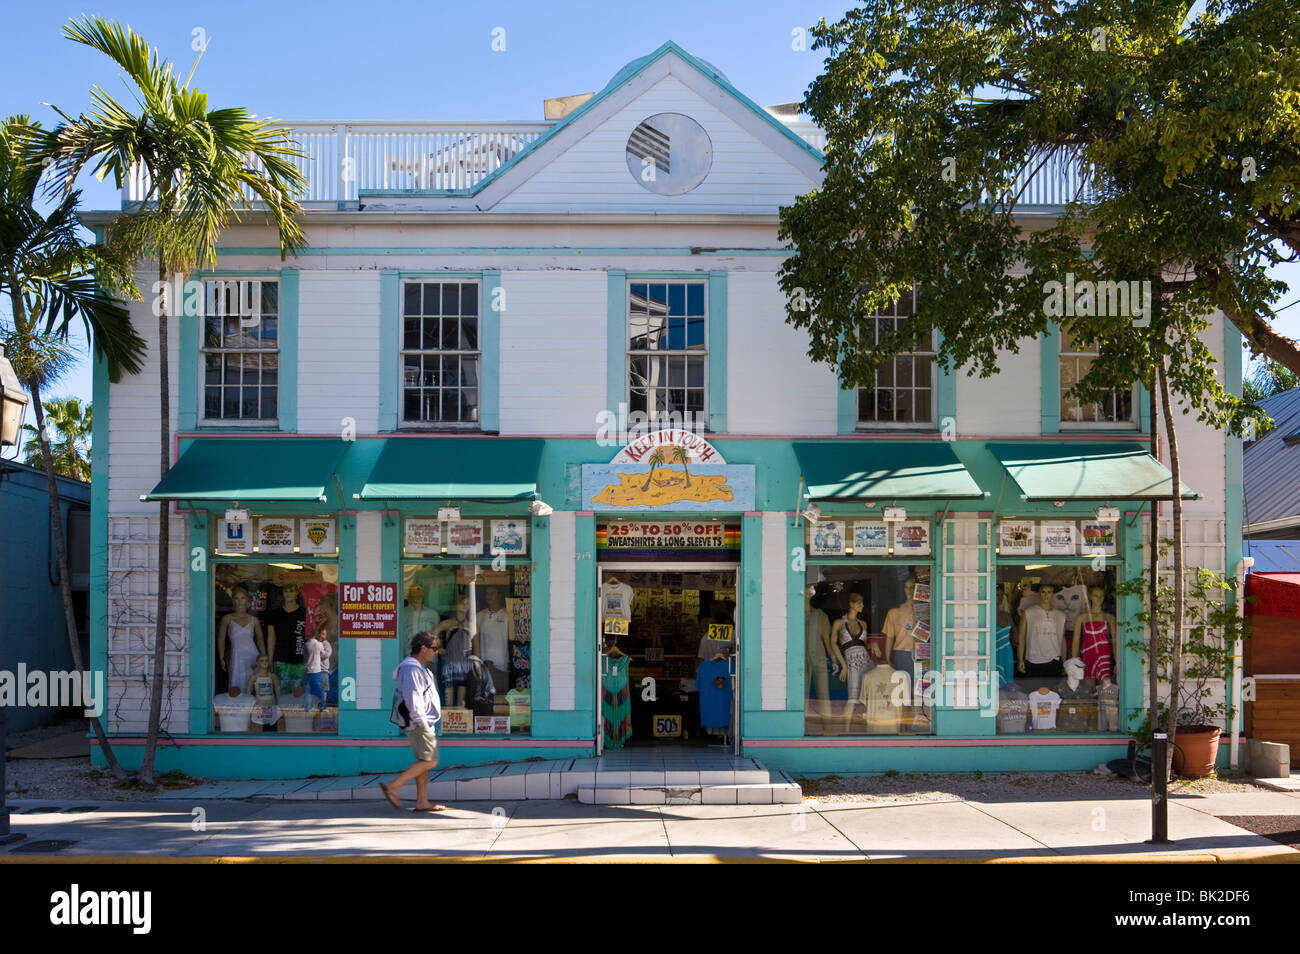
[994,623,1015,686]
[477,606,509,670]
[696,659,733,730]
[268,604,308,663]
[1024,605,1066,664]
[1078,619,1114,682]
[600,581,634,622]
[1029,690,1062,730]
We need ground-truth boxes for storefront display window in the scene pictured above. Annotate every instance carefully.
[403,516,532,736]
[213,561,340,734]
[995,561,1121,734]
[803,562,935,737]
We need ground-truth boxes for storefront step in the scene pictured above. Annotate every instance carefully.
[577,776,803,806]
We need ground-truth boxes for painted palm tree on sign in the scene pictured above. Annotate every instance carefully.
[641,447,667,492]
[668,444,692,488]
[45,16,307,786]
[22,397,92,481]
[1,115,143,781]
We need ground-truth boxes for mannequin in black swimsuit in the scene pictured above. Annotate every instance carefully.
[829,593,872,728]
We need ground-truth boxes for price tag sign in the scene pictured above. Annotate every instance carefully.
[603,616,630,636]
[652,715,682,738]
[644,647,664,662]
[706,623,734,642]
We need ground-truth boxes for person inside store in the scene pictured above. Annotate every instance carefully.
[218,584,265,700]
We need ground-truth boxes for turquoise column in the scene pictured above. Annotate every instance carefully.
[277,269,299,432]
[89,350,111,756]
[935,330,957,433]
[178,277,198,432]
[1040,324,1061,434]
[527,514,553,734]
[739,514,763,724]
[481,269,501,432]
[606,271,626,417]
[1119,513,1145,734]
[574,514,597,726]
[707,270,728,433]
[188,512,212,735]
[378,270,400,431]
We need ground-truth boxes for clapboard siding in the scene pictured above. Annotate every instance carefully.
[956,340,1042,436]
[297,270,381,433]
[726,272,838,434]
[495,75,818,213]
[109,290,179,512]
[498,271,607,434]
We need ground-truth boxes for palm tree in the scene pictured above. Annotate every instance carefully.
[1,116,144,781]
[46,17,308,785]
[22,397,92,481]
[668,444,692,488]
[641,448,667,492]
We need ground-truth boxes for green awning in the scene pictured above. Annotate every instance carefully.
[794,441,985,501]
[357,438,544,501]
[143,439,350,502]
[987,443,1200,501]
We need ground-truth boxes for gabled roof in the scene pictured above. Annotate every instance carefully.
[1244,387,1300,536]
[357,41,823,208]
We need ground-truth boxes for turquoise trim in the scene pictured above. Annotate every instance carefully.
[1138,381,1152,435]
[1224,319,1244,713]
[935,330,957,433]
[746,741,1132,775]
[1040,324,1061,434]
[379,270,399,431]
[89,349,110,727]
[188,515,213,734]
[383,516,405,694]
[1119,516,1145,733]
[179,281,198,432]
[786,518,803,714]
[277,270,299,432]
[208,247,798,258]
[740,514,763,719]
[606,271,626,417]
[575,514,597,720]
[528,514,551,718]
[481,270,501,432]
[708,271,728,433]
[836,384,856,435]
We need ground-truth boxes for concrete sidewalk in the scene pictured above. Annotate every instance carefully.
[4,787,1300,862]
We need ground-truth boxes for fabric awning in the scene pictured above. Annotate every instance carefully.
[987,442,1199,502]
[143,439,350,502]
[357,438,544,501]
[793,441,985,501]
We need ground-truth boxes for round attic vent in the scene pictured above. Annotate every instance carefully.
[625,113,713,195]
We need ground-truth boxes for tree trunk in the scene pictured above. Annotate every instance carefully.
[140,260,171,787]
[1157,357,1186,778]
[6,273,128,780]
[1148,377,1159,745]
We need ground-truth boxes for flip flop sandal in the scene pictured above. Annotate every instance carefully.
[378,781,402,810]
[412,804,447,812]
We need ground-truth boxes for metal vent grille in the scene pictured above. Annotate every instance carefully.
[627,121,671,174]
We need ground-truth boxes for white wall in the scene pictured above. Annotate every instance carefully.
[955,339,1043,436]
[498,270,607,435]
[726,272,839,435]
[760,512,789,710]
[297,270,381,434]
[496,75,819,214]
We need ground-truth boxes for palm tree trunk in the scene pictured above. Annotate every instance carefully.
[22,342,125,778]
[1157,357,1185,778]
[140,260,170,787]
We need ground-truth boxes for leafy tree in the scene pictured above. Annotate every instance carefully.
[22,397,92,481]
[1242,356,1298,405]
[0,116,143,780]
[779,0,1294,766]
[45,17,307,785]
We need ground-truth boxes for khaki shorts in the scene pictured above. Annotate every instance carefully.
[407,725,439,764]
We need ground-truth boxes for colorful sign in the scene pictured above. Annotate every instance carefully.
[810,520,846,556]
[595,521,741,561]
[1080,520,1118,556]
[583,431,753,511]
[446,520,484,555]
[1040,521,1078,556]
[894,520,931,556]
[218,518,251,554]
[256,518,296,554]
[706,623,734,642]
[442,708,473,734]
[299,518,336,555]
[475,715,511,734]
[853,520,890,556]
[339,582,398,638]
[999,520,1036,556]
[404,518,441,554]
[490,519,527,555]
[652,714,683,738]
[603,616,630,636]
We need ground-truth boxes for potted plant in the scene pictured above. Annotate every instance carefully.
[1117,544,1248,778]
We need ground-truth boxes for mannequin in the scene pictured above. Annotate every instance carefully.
[267,582,307,665]
[1054,657,1095,699]
[830,592,873,729]
[247,654,281,728]
[1017,583,1066,676]
[805,584,833,720]
[883,579,920,698]
[474,586,510,680]
[218,584,265,698]
[1072,585,1117,683]
[435,597,473,708]
[405,584,441,640]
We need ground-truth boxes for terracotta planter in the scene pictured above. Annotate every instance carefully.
[1172,725,1221,778]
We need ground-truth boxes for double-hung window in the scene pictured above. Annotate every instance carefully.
[1059,329,1137,427]
[628,280,707,424]
[856,288,937,427]
[202,279,279,423]
[401,281,480,427]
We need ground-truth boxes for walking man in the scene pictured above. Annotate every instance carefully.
[380,632,445,812]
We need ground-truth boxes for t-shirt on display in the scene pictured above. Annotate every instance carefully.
[1029,690,1062,730]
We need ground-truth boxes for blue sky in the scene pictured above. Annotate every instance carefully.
[1,0,1295,432]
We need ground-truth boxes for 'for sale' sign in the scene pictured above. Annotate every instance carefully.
[339,582,398,638]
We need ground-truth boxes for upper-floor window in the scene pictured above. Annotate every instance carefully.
[628,281,707,424]
[402,281,480,427]
[203,279,279,422]
[1059,328,1137,427]
[856,288,936,427]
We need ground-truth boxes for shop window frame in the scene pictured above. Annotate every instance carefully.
[1040,322,1150,435]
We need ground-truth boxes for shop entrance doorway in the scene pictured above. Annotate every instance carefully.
[597,564,739,756]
